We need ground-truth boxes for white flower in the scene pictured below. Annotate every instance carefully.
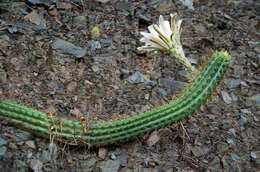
[138,13,195,72]
[138,13,182,52]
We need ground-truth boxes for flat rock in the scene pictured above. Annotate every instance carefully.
[224,78,241,89]
[52,39,86,58]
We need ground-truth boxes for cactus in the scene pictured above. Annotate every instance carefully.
[0,51,230,146]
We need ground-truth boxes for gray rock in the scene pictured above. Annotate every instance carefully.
[96,160,120,172]
[91,65,100,72]
[229,128,236,136]
[157,88,168,96]
[224,78,241,89]
[0,34,9,41]
[92,54,117,65]
[246,93,260,108]
[238,116,247,126]
[250,152,257,159]
[127,71,152,84]
[231,153,240,161]
[29,159,43,172]
[25,140,36,149]
[0,146,7,156]
[119,151,128,167]
[191,146,209,157]
[89,40,101,51]
[221,91,232,104]
[217,143,229,153]
[178,70,193,80]
[80,158,97,168]
[73,16,87,26]
[0,137,7,146]
[12,160,27,172]
[160,77,187,94]
[24,11,46,27]
[208,156,221,171]
[226,138,234,144]
[52,39,86,58]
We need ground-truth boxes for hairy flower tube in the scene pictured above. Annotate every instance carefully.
[138,13,195,72]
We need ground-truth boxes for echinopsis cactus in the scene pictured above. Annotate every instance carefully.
[138,13,195,72]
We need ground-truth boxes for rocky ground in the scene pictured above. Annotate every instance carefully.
[0,0,259,171]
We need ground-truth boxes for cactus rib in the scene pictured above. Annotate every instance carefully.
[0,51,230,146]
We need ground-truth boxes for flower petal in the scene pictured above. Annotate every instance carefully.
[140,31,168,49]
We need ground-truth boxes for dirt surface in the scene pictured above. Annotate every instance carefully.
[0,0,259,171]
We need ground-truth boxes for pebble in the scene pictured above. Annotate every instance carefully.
[29,159,43,172]
[221,91,232,104]
[229,128,236,136]
[12,159,27,171]
[24,11,47,27]
[160,77,187,94]
[127,71,152,84]
[231,153,240,161]
[226,138,234,144]
[98,148,107,159]
[238,116,247,126]
[157,88,168,97]
[247,93,260,108]
[147,131,160,147]
[80,158,97,169]
[25,140,36,149]
[250,152,257,159]
[224,78,241,89]
[0,146,7,156]
[96,160,120,172]
[52,39,87,58]
[0,137,7,146]
[91,65,100,72]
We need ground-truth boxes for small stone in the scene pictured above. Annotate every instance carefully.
[190,146,209,157]
[221,91,232,104]
[238,116,247,126]
[67,82,77,92]
[226,138,234,144]
[250,152,257,159]
[24,11,46,27]
[56,2,72,9]
[157,88,168,97]
[52,39,86,58]
[147,131,160,146]
[29,159,43,172]
[8,142,18,150]
[229,128,236,136]
[98,148,107,159]
[70,108,81,116]
[0,146,7,156]
[96,160,120,172]
[91,65,100,72]
[247,93,260,108]
[12,160,27,171]
[217,143,229,153]
[160,77,187,94]
[127,71,152,84]
[224,79,241,89]
[0,137,7,146]
[231,153,240,161]
[25,140,36,149]
[80,158,97,168]
[110,153,117,160]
